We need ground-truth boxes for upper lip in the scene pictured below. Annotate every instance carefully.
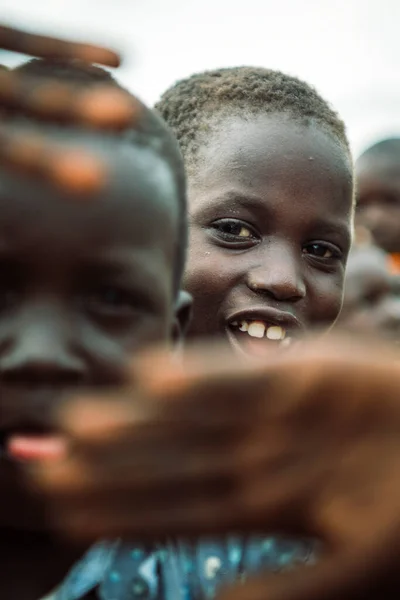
[225,306,305,334]
[0,387,64,433]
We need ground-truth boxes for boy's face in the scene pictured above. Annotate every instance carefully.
[0,128,180,461]
[338,246,400,340]
[184,114,353,354]
[356,152,400,253]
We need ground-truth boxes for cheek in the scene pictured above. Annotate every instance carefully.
[119,315,172,349]
[309,273,345,328]
[82,312,173,377]
[184,229,233,298]
[183,230,240,336]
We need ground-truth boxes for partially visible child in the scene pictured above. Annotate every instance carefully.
[355,138,400,272]
[337,243,400,342]
[0,59,189,600]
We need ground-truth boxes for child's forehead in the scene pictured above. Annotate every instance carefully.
[196,113,350,181]
[0,123,178,217]
[190,114,352,212]
[0,126,180,258]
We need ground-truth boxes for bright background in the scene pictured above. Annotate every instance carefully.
[1,0,399,156]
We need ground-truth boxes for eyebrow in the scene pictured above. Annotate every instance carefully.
[79,254,168,311]
[192,191,270,218]
[79,250,160,281]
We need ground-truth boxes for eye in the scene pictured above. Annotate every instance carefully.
[209,219,259,245]
[84,286,139,316]
[303,242,341,261]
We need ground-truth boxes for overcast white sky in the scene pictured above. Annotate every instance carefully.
[1,0,399,156]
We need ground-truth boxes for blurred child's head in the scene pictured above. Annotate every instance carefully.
[156,67,354,354]
[355,138,400,254]
[338,244,400,342]
[0,60,188,487]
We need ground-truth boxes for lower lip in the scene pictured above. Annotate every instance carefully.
[5,434,68,462]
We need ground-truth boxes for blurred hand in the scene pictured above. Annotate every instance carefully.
[0,23,140,194]
[32,336,400,597]
[0,23,120,66]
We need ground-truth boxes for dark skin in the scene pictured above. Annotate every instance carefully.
[355,151,400,253]
[32,113,357,598]
[35,336,400,599]
[338,245,400,341]
[0,124,184,600]
[184,114,353,353]
[0,23,146,600]
[14,104,400,598]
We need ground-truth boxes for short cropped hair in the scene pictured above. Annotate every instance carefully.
[155,66,351,176]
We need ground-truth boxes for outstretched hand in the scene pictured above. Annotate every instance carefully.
[31,336,400,598]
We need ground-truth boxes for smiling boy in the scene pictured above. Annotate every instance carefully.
[156,68,354,353]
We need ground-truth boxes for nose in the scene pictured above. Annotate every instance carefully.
[0,303,85,385]
[246,244,306,302]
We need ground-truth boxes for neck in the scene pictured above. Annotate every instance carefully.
[0,528,86,600]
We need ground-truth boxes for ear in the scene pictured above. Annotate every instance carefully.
[171,289,193,348]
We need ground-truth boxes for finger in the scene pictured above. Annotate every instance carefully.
[55,394,139,442]
[56,389,264,445]
[46,494,241,542]
[0,127,107,195]
[33,456,240,542]
[33,435,311,539]
[0,70,139,129]
[0,24,120,67]
[33,431,238,495]
[55,349,274,446]
[135,341,278,397]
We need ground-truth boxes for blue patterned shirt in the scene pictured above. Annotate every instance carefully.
[52,536,315,600]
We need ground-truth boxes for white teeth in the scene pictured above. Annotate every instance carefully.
[266,326,285,340]
[247,321,266,338]
[281,337,292,347]
[232,319,289,342]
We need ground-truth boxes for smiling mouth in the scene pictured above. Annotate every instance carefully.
[232,319,289,340]
[227,318,294,355]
